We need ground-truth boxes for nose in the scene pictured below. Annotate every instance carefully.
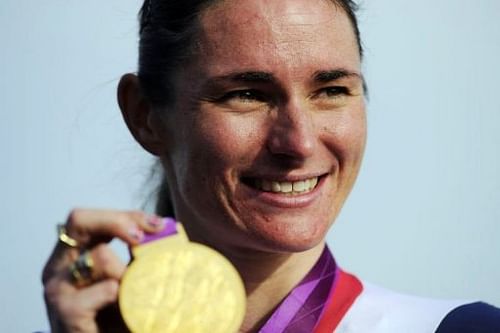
[266,101,316,160]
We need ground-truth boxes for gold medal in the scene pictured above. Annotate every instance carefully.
[119,222,246,333]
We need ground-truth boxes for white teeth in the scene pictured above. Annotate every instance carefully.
[293,180,306,192]
[256,177,319,194]
[281,182,293,193]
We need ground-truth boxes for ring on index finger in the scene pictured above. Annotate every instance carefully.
[69,250,94,287]
[57,224,79,248]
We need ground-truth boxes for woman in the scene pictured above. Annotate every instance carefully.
[42,0,500,332]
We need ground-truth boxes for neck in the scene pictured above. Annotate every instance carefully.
[224,242,326,333]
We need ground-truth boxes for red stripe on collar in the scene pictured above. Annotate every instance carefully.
[313,269,363,333]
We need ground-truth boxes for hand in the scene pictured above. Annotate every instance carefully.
[42,209,165,333]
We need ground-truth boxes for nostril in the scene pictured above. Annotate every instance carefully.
[266,119,315,159]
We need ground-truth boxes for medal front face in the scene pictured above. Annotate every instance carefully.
[120,242,246,333]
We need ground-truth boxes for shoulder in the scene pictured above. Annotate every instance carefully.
[337,280,500,333]
[435,301,500,333]
[337,281,464,333]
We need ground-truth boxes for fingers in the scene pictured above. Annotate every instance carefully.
[87,243,127,281]
[63,208,166,248]
[76,279,120,311]
[45,277,119,333]
[45,278,119,316]
[42,209,166,284]
[41,208,169,332]
[43,243,126,333]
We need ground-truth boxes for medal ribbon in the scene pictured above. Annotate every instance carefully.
[141,217,178,244]
[259,246,363,333]
[258,246,336,332]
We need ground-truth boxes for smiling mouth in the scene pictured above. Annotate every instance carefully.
[242,177,320,195]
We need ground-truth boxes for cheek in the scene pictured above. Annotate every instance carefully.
[320,105,367,163]
[183,112,267,176]
[343,109,367,155]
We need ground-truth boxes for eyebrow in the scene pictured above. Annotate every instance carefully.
[211,69,361,83]
[314,69,368,96]
[210,71,277,85]
[204,69,367,94]
[313,69,362,83]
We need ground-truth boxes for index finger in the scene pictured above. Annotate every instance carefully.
[42,209,166,284]
[63,209,156,247]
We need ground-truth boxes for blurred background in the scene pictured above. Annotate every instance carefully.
[1,0,499,331]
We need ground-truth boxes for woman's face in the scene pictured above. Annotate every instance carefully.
[159,0,366,254]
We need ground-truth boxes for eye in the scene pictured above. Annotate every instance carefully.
[316,86,349,99]
[310,86,352,109]
[219,89,267,103]
[212,89,271,112]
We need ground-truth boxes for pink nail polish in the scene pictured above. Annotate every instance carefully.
[147,215,166,228]
[129,228,144,241]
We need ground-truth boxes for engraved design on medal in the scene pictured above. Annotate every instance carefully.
[120,243,246,333]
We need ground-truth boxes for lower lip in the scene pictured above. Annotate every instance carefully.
[242,176,327,209]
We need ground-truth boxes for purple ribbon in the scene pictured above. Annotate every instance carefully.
[259,246,337,333]
[141,217,178,244]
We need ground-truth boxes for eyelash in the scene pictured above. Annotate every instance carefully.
[218,89,267,103]
[213,86,350,105]
[315,86,350,99]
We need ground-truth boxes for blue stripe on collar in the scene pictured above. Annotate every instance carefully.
[435,302,500,333]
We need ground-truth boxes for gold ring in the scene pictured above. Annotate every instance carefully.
[57,224,79,248]
[69,251,94,287]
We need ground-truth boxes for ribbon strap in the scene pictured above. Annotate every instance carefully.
[259,246,337,333]
[141,217,178,244]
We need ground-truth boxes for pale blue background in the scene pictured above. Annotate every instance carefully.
[1,1,499,331]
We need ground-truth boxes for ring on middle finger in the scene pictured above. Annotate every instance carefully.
[69,250,94,287]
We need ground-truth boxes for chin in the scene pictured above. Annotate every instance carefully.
[264,238,324,254]
[244,216,330,254]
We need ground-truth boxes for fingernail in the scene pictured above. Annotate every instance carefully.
[129,228,144,241]
[147,215,166,228]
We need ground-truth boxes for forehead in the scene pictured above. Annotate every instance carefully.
[195,0,360,77]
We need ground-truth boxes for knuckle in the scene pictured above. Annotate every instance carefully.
[107,219,125,236]
[67,208,84,228]
[67,208,82,222]
[93,244,113,267]
[66,208,91,244]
